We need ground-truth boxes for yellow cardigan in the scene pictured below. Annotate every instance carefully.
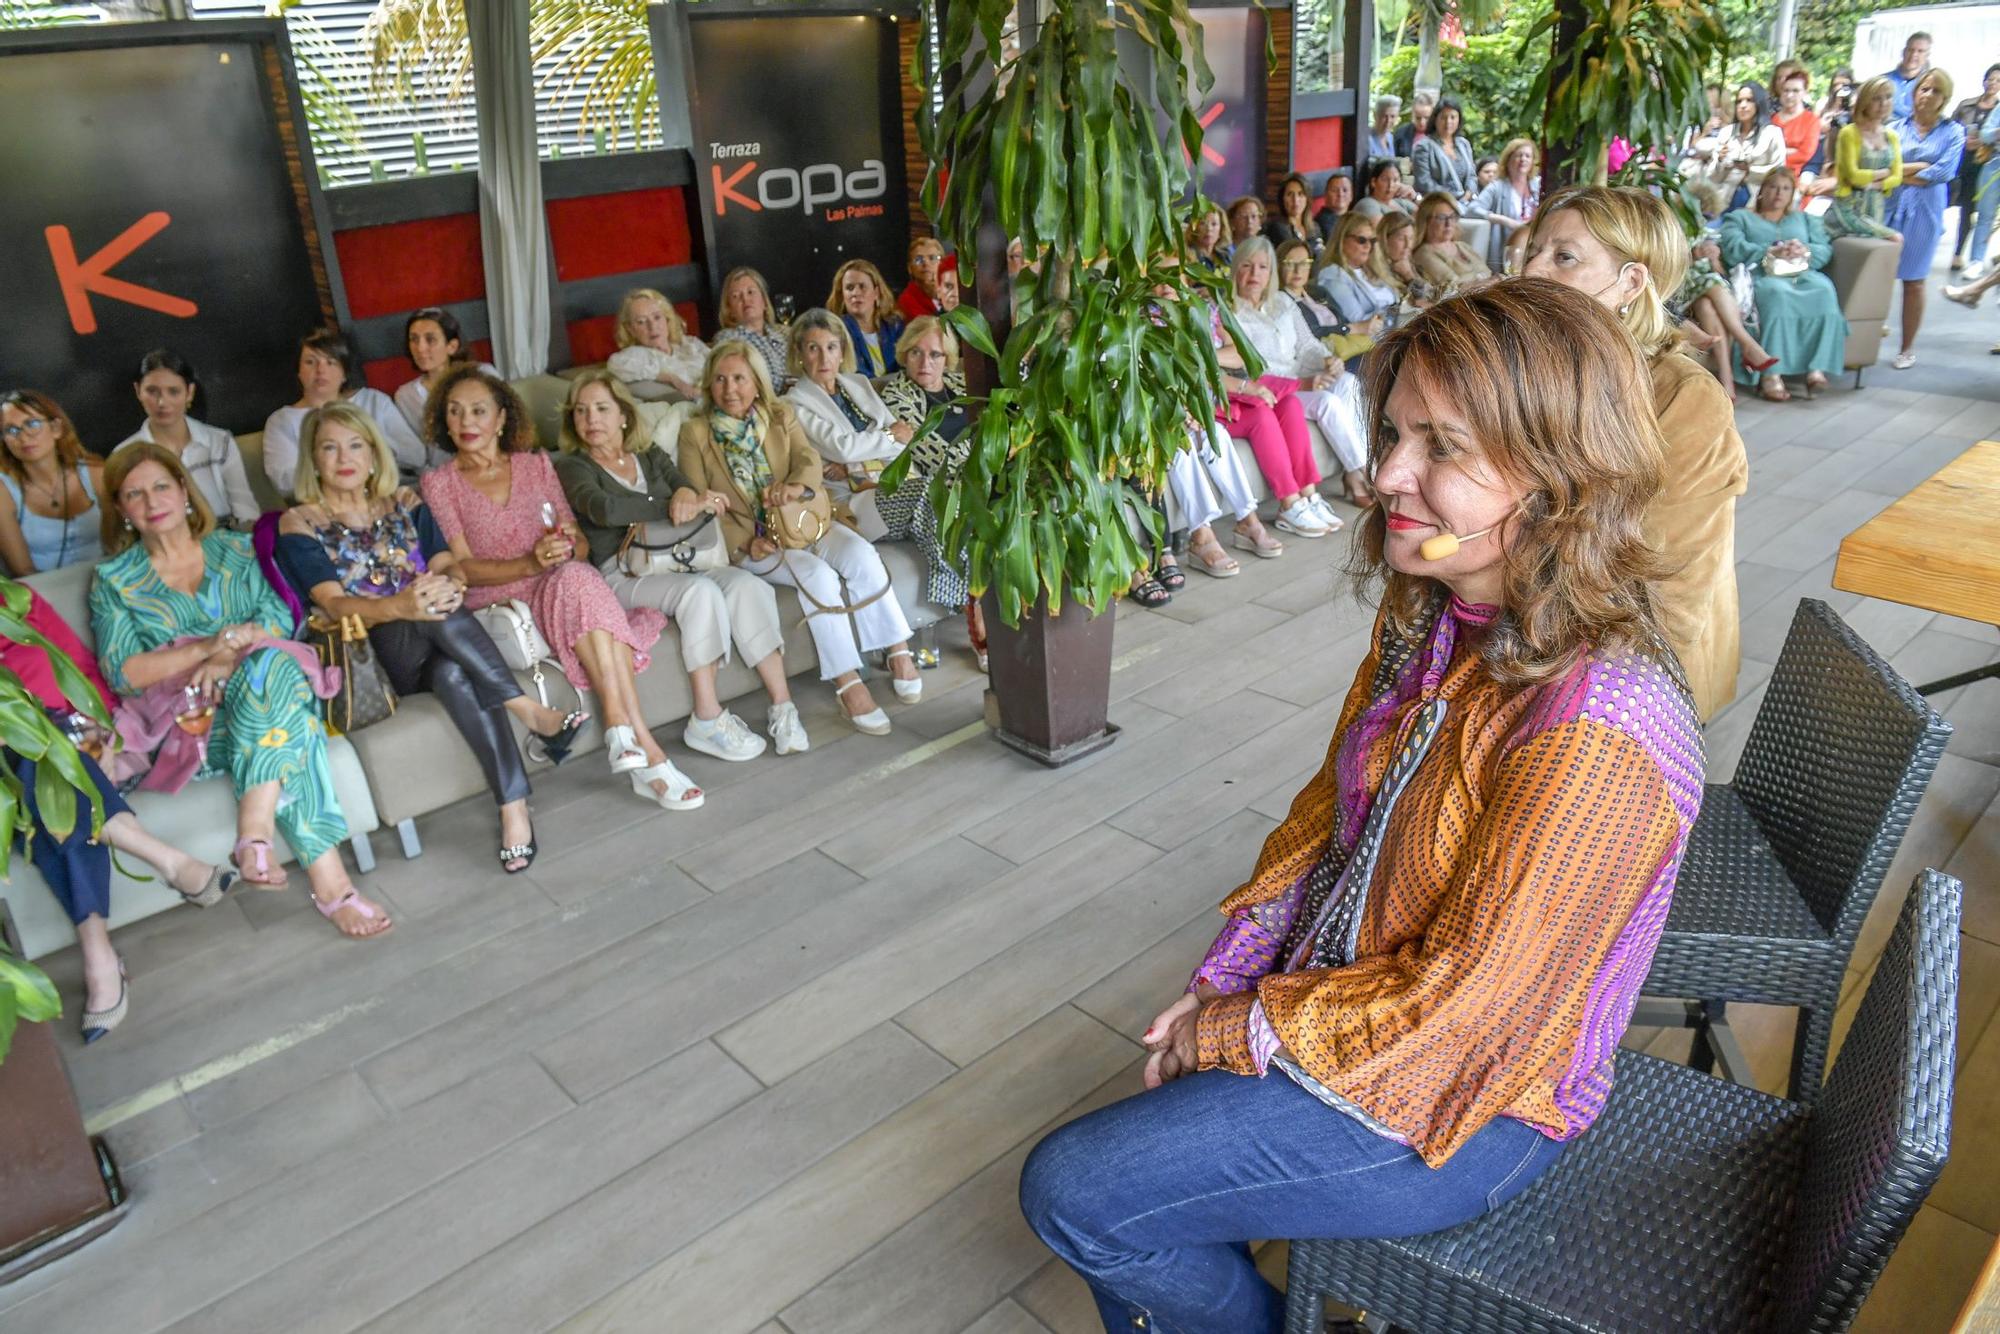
[1833,123,1903,199]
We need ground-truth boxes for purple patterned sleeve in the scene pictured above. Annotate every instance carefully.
[1189,874,1308,994]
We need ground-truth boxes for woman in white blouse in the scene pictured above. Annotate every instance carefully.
[781,309,911,540]
[1231,237,1372,507]
[1684,81,1787,211]
[121,348,260,526]
[261,328,429,498]
[607,288,710,401]
[393,307,495,434]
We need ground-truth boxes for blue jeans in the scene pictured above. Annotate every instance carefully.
[1020,1069,1567,1333]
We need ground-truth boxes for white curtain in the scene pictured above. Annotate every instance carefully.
[468,0,550,377]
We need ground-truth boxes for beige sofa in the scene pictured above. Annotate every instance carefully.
[6,559,382,960]
[1827,235,1900,383]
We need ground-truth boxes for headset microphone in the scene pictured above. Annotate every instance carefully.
[1418,524,1496,561]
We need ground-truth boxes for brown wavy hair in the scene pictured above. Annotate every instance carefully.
[426,365,535,454]
[0,390,96,484]
[101,439,216,555]
[1350,277,1675,687]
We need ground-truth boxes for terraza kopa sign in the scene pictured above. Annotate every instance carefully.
[708,141,889,221]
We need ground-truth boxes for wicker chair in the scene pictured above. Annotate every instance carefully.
[1284,869,1961,1334]
[1639,598,1950,1101]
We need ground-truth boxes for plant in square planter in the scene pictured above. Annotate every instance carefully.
[884,0,1253,765]
[0,583,130,1281]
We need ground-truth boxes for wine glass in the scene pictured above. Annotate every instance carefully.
[175,684,214,736]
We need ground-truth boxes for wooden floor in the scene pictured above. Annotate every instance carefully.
[8,365,2000,1329]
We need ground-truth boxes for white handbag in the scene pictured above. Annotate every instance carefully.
[617,511,727,577]
[473,599,563,705]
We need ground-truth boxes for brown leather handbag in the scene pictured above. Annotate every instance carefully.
[306,612,397,734]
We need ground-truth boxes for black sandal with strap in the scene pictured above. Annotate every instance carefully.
[500,834,538,875]
[529,710,589,766]
[1155,560,1186,592]
[1129,577,1173,609]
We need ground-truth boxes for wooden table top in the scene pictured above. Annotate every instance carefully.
[1834,439,2000,627]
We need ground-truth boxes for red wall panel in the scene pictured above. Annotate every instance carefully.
[333,213,486,321]
[360,337,494,397]
[565,304,698,369]
[1294,116,1343,173]
[546,188,693,282]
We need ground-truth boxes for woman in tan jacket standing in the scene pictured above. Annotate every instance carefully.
[678,340,920,736]
[1523,185,1748,721]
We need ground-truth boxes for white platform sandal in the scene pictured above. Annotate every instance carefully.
[630,759,704,810]
[603,724,648,774]
[837,679,892,735]
[886,648,923,703]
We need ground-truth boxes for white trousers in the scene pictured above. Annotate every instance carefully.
[1166,424,1261,532]
[1296,373,1369,474]
[603,562,785,675]
[744,522,912,680]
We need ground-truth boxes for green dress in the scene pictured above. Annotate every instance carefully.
[1825,128,1900,241]
[1716,207,1846,382]
[90,530,347,864]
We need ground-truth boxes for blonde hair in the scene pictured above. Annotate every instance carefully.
[294,402,400,503]
[1499,138,1540,176]
[701,339,782,418]
[1354,278,1674,688]
[1854,75,1897,122]
[1332,210,1396,287]
[895,316,961,372]
[1530,186,1688,358]
[826,260,899,326]
[101,440,215,555]
[1914,67,1954,112]
[1185,201,1225,250]
[1412,193,1463,248]
[614,288,686,350]
[557,370,650,455]
[786,307,858,375]
[719,267,776,329]
[1228,236,1289,319]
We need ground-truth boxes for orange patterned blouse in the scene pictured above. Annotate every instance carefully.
[1191,593,1704,1167]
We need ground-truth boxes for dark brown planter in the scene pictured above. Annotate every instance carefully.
[981,590,1119,767]
[0,907,127,1283]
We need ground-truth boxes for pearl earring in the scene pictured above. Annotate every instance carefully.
[1618,303,1631,316]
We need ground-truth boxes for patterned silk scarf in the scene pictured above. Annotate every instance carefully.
[710,408,773,517]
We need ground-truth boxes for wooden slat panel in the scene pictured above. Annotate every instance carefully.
[1265,5,1294,196]
[1833,440,2000,626]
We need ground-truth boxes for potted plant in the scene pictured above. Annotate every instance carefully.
[885,0,1245,764]
[1523,0,1728,189]
[0,581,129,1280]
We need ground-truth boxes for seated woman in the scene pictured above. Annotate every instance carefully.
[1313,213,1399,342]
[1019,280,1702,1332]
[1276,239,1351,344]
[1412,191,1494,293]
[0,390,104,574]
[874,317,988,662]
[607,288,710,402]
[1719,167,1846,400]
[1187,203,1229,274]
[897,236,948,320]
[277,404,586,873]
[1675,231,1777,400]
[715,266,794,395]
[1262,172,1324,259]
[419,367,703,811]
[1352,158,1416,220]
[1472,137,1542,272]
[393,307,495,434]
[1212,313,1333,541]
[263,328,430,498]
[1225,195,1266,251]
[121,349,261,528]
[1313,170,1353,245]
[1525,185,1749,721]
[555,368,807,761]
[3,576,237,1041]
[826,259,905,379]
[1410,98,1479,208]
[783,309,911,523]
[1379,211,1439,313]
[1230,238,1372,507]
[677,343,920,734]
[90,443,389,939]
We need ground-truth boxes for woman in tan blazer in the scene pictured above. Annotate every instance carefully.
[1524,186,1749,722]
[678,339,920,735]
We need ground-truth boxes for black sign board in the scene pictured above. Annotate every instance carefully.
[0,29,327,451]
[673,11,910,316]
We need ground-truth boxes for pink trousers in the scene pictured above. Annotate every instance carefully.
[1218,375,1319,498]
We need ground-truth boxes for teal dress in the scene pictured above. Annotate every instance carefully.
[1717,207,1846,383]
[89,530,347,865]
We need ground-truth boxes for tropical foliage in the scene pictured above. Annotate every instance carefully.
[1371,4,1546,149]
[1521,0,1730,185]
[0,949,60,1065]
[883,0,1248,626]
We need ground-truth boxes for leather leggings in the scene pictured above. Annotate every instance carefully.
[370,611,531,806]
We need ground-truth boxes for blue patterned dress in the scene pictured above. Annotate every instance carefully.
[1885,115,1966,281]
[89,530,347,864]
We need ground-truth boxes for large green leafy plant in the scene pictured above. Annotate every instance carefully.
[1522,0,1728,186]
[884,0,1246,626]
[0,581,112,1061]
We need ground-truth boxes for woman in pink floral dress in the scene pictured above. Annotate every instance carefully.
[420,367,704,811]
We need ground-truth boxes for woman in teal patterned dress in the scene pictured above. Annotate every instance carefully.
[90,442,391,940]
[1719,168,1846,400]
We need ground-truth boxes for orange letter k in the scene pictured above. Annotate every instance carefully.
[45,212,199,335]
[712,162,760,215]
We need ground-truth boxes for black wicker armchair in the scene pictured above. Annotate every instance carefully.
[1639,598,1950,1100]
[1284,868,1961,1334]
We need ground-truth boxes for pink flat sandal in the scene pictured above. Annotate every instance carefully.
[314,888,393,941]
[232,836,289,890]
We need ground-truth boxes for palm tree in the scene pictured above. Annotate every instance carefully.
[1410,0,1501,97]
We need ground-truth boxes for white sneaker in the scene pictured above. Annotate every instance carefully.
[684,710,766,762]
[768,701,809,755]
[1274,501,1330,538]
[1308,494,1345,531]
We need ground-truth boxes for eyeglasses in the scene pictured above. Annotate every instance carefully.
[1349,235,1377,247]
[908,349,949,363]
[1,418,49,441]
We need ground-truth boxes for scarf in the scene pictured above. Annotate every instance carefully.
[711,407,773,519]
